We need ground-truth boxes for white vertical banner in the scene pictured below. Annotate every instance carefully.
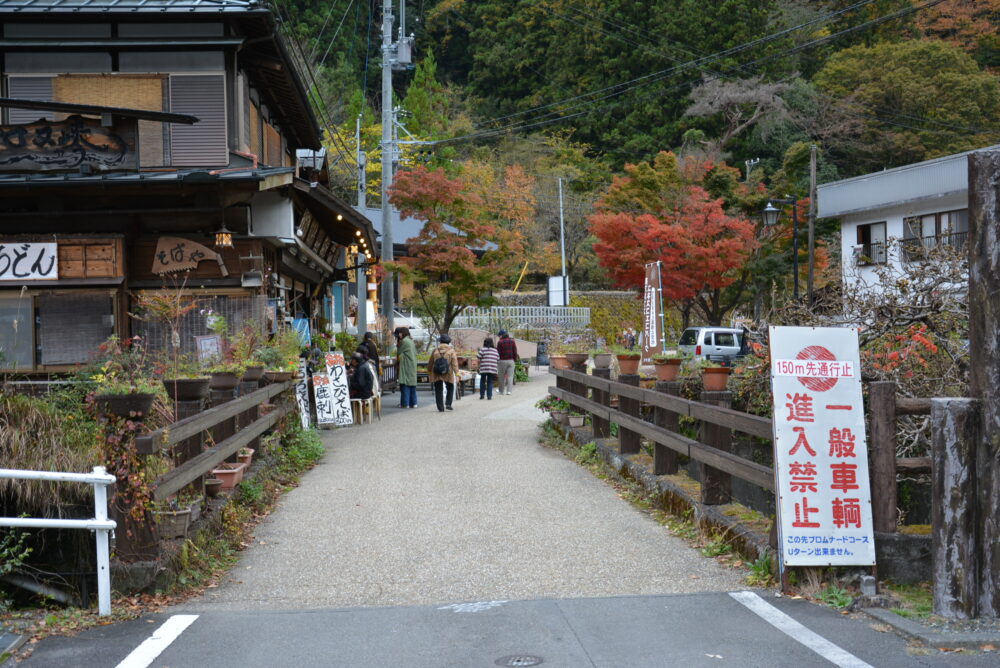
[312,373,335,425]
[770,326,876,567]
[295,358,311,430]
[325,351,354,427]
[642,262,660,363]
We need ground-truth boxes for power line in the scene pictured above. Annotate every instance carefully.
[316,0,359,71]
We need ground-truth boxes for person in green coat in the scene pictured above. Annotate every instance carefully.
[395,326,418,408]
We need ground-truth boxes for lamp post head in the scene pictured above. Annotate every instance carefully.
[762,202,781,227]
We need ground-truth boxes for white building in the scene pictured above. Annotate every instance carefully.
[817,146,997,289]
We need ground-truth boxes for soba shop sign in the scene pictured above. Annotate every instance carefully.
[0,242,58,281]
[0,116,136,171]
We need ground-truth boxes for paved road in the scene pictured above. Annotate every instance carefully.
[15,368,997,666]
[180,367,744,611]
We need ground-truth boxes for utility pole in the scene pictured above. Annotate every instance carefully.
[379,0,395,333]
[808,144,817,305]
[558,177,568,307]
[356,114,366,208]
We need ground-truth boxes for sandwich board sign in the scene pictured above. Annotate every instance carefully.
[324,352,354,427]
[769,326,876,567]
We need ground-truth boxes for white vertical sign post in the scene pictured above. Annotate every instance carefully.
[295,359,311,429]
[325,352,354,427]
[312,373,335,425]
[770,327,876,585]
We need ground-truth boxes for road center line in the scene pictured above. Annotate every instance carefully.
[114,614,199,668]
[729,591,873,668]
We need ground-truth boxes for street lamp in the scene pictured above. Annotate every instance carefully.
[762,198,800,301]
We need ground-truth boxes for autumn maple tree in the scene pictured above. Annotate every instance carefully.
[589,151,759,326]
[388,162,531,334]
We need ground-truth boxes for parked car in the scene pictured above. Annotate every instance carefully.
[677,327,747,365]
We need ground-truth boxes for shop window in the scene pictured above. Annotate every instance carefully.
[0,295,34,369]
[38,294,114,365]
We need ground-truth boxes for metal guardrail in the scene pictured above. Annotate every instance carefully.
[453,306,591,330]
[0,467,116,615]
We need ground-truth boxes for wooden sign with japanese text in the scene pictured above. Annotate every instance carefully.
[770,326,876,567]
[295,359,311,430]
[641,262,661,363]
[0,116,136,171]
[152,237,229,277]
[312,373,335,425]
[324,352,353,426]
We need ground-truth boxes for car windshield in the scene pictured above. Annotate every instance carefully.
[679,329,698,345]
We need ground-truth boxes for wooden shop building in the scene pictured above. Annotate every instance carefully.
[0,0,377,372]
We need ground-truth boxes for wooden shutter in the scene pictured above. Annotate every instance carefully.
[39,294,114,365]
[169,74,228,166]
[7,77,53,123]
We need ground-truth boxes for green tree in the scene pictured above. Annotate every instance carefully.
[813,39,1000,170]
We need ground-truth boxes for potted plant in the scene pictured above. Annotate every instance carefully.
[652,352,683,381]
[151,495,193,539]
[206,360,247,390]
[204,477,224,498]
[567,412,586,427]
[90,335,161,419]
[613,345,641,375]
[157,352,210,401]
[211,461,247,490]
[700,360,732,391]
[534,395,561,413]
[132,285,209,401]
[231,324,266,381]
[237,447,255,468]
[590,348,614,369]
[548,398,570,424]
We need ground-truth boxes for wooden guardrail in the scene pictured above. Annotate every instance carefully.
[137,381,292,502]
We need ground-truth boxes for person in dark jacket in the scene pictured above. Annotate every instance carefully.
[358,331,380,373]
[348,352,374,400]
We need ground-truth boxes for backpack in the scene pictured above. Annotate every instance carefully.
[433,355,450,375]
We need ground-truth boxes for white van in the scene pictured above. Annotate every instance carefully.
[677,327,745,365]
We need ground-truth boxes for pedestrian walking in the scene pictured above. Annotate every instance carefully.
[477,337,499,400]
[428,334,459,412]
[496,329,519,396]
[395,326,418,408]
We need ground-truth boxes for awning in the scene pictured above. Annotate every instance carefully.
[291,178,377,250]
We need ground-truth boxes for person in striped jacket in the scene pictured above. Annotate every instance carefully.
[477,337,500,400]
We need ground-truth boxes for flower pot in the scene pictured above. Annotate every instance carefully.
[701,367,732,391]
[567,414,585,427]
[242,366,265,382]
[564,352,589,367]
[94,393,156,420]
[264,371,294,383]
[550,410,566,424]
[549,355,569,370]
[153,507,191,539]
[617,355,641,375]
[592,353,613,369]
[162,378,210,401]
[204,478,224,498]
[188,497,204,523]
[209,372,241,390]
[653,359,682,382]
[211,462,247,490]
[237,448,255,469]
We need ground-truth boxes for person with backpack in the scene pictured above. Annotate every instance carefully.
[476,337,500,400]
[428,334,459,412]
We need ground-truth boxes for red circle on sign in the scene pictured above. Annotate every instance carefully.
[797,345,838,392]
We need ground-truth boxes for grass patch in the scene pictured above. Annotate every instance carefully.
[883,582,934,620]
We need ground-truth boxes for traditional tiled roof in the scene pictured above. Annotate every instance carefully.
[0,0,258,12]
[0,165,292,186]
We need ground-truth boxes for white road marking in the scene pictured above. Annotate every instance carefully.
[729,591,873,668]
[114,614,199,668]
[437,600,507,613]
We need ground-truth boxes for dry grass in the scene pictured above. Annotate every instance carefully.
[0,393,102,514]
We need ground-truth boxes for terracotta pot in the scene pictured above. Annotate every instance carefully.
[653,359,682,382]
[564,352,589,367]
[94,393,156,420]
[162,378,210,401]
[264,371,294,383]
[567,414,585,427]
[204,478,224,498]
[237,448,255,469]
[549,355,569,370]
[153,508,191,539]
[592,353,613,369]
[211,462,247,490]
[617,355,641,375]
[242,366,265,382]
[209,372,241,390]
[701,367,732,391]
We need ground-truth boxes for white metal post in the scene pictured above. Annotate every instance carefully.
[558,177,567,307]
[92,466,112,616]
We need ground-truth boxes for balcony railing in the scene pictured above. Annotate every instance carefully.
[901,231,968,262]
[852,241,888,266]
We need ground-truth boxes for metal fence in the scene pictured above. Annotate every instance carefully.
[453,306,591,331]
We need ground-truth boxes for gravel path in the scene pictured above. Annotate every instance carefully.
[183,368,745,611]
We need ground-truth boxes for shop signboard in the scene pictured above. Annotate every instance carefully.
[0,242,57,281]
